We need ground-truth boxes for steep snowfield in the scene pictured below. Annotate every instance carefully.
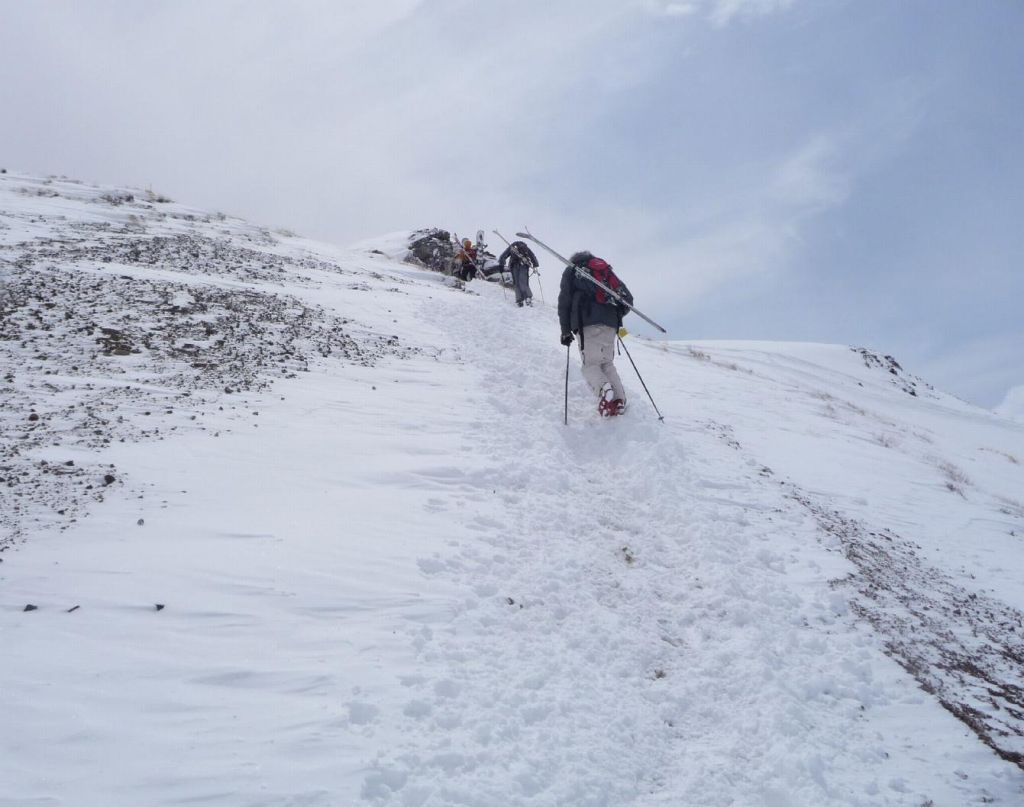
[2,173,1023,806]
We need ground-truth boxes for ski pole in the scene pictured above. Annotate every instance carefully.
[515,228,667,333]
[617,335,665,422]
[490,229,515,297]
[564,343,570,426]
[495,259,509,302]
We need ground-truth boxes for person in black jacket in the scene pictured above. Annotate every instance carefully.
[557,251,633,416]
[498,240,539,307]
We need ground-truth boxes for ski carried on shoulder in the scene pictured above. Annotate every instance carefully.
[493,229,531,267]
[515,228,667,333]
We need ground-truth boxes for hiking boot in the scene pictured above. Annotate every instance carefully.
[609,399,626,416]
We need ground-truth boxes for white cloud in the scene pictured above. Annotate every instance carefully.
[995,386,1024,422]
[665,3,700,16]
[1,1,662,240]
[0,0,818,248]
[708,0,796,27]
[596,132,850,324]
[645,1,700,16]
[912,332,1024,409]
[643,0,795,25]
[770,135,849,211]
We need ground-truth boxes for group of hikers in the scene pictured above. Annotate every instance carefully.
[446,233,540,309]
[410,229,636,418]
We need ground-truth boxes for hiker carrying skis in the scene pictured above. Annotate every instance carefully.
[557,251,633,417]
[453,238,478,282]
[498,240,539,307]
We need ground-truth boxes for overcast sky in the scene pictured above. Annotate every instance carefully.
[2,0,1022,410]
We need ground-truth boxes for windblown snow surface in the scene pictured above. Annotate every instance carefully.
[2,173,1024,807]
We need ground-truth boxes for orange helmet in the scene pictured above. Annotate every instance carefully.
[462,238,472,249]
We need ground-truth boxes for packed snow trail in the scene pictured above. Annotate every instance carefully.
[356,279,1020,806]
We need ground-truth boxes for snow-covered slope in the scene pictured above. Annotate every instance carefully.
[2,173,1023,806]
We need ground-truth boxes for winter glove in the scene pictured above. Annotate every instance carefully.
[618,327,628,338]
[560,332,575,346]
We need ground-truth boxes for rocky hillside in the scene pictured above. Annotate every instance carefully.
[0,173,420,546]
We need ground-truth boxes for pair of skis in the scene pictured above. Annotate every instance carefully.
[514,228,667,334]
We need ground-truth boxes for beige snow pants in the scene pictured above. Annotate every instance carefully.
[579,324,626,402]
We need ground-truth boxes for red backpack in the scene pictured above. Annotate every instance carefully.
[585,257,621,305]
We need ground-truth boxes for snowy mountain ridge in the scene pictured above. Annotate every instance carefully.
[2,172,1023,806]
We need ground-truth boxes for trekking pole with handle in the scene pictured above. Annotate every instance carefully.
[533,268,546,304]
[515,228,667,333]
[492,244,509,302]
[489,230,515,301]
[617,334,665,422]
[564,343,571,425]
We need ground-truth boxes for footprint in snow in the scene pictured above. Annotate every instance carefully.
[346,701,379,726]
